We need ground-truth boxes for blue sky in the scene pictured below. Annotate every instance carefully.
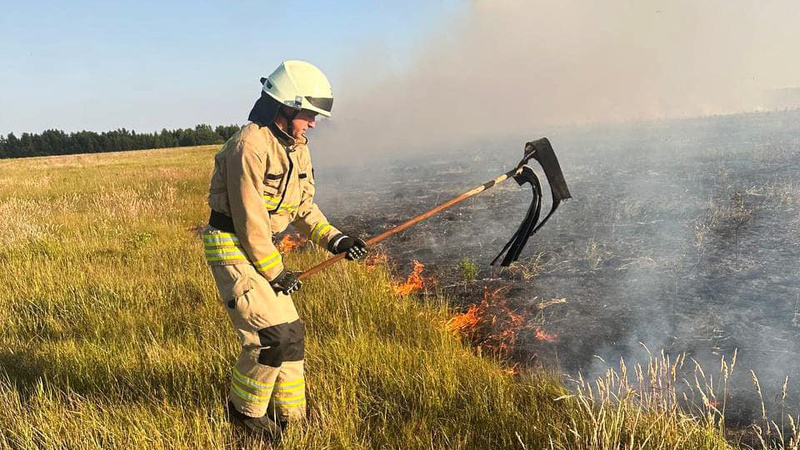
[3,1,799,141]
[0,0,462,135]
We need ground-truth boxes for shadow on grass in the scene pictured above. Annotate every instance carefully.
[0,345,228,407]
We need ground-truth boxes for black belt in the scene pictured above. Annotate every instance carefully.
[209,210,236,233]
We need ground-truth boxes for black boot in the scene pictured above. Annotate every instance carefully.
[227,401,283,437]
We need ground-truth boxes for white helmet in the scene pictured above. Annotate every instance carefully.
[261,60,334,118]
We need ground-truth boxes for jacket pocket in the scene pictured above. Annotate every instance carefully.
[264,171,284,191]
[228,273,252,309]
[212,264,252,308]
[263,171,284,210]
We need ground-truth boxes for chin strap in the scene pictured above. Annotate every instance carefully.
[278,108,300,137]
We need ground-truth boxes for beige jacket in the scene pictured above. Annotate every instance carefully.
[206,123,340,280]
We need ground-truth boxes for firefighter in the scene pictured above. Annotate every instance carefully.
[202,60,368,435]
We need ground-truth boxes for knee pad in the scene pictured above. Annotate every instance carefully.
[257,319,305,366]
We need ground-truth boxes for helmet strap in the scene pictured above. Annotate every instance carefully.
[278,107,301,137]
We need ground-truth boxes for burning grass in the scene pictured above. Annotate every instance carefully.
[391,260,427,296]
[364,251,388,271]
[448,287,560,357]
[277,232,307,253]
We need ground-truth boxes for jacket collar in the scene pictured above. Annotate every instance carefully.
[266,122,295,148]
[265,123,309,150]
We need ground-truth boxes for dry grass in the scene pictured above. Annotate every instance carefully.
[0,146,789,449]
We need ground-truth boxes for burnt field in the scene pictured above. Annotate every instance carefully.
[315,110,800,425]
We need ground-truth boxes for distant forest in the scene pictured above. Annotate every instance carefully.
[0,124,242,159]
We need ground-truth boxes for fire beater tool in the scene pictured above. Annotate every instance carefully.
[298,138,571,280]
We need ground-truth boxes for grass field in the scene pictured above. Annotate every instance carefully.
[0,145,772,449]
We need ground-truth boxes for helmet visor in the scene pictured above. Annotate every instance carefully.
[305,96,333,114]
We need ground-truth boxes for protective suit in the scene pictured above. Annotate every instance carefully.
[203,119,342,422]
[204,61,369,432]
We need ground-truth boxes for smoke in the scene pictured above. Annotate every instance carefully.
[315,0,800,162]
[312,1,800,422]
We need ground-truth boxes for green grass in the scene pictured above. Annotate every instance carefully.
[0,146,753,449]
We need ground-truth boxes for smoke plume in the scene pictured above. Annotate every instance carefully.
[316,0,800,161]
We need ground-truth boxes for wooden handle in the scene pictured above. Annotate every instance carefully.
[297,167,520,281]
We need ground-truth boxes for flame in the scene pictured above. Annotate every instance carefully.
[392,260,425,295]
[365,252,388,272]
[447,286,559,356]
[277,233,306,253]
[447,304,482,337]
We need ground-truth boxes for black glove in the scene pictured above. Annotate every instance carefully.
[269,270,302,295]
[328,233,369,260]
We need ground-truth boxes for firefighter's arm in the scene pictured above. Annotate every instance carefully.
[294,201,343,250]
[226,141,285,280]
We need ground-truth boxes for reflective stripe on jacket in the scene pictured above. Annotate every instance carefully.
[207,123,340,280]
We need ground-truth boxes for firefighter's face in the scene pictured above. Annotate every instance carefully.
[291,109,318,139]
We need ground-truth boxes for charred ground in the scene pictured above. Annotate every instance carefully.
[315,109,800,426]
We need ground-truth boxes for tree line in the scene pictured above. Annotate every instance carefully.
[0,124,242,159]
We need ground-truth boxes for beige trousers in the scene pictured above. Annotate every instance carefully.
[209,262,306,422]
